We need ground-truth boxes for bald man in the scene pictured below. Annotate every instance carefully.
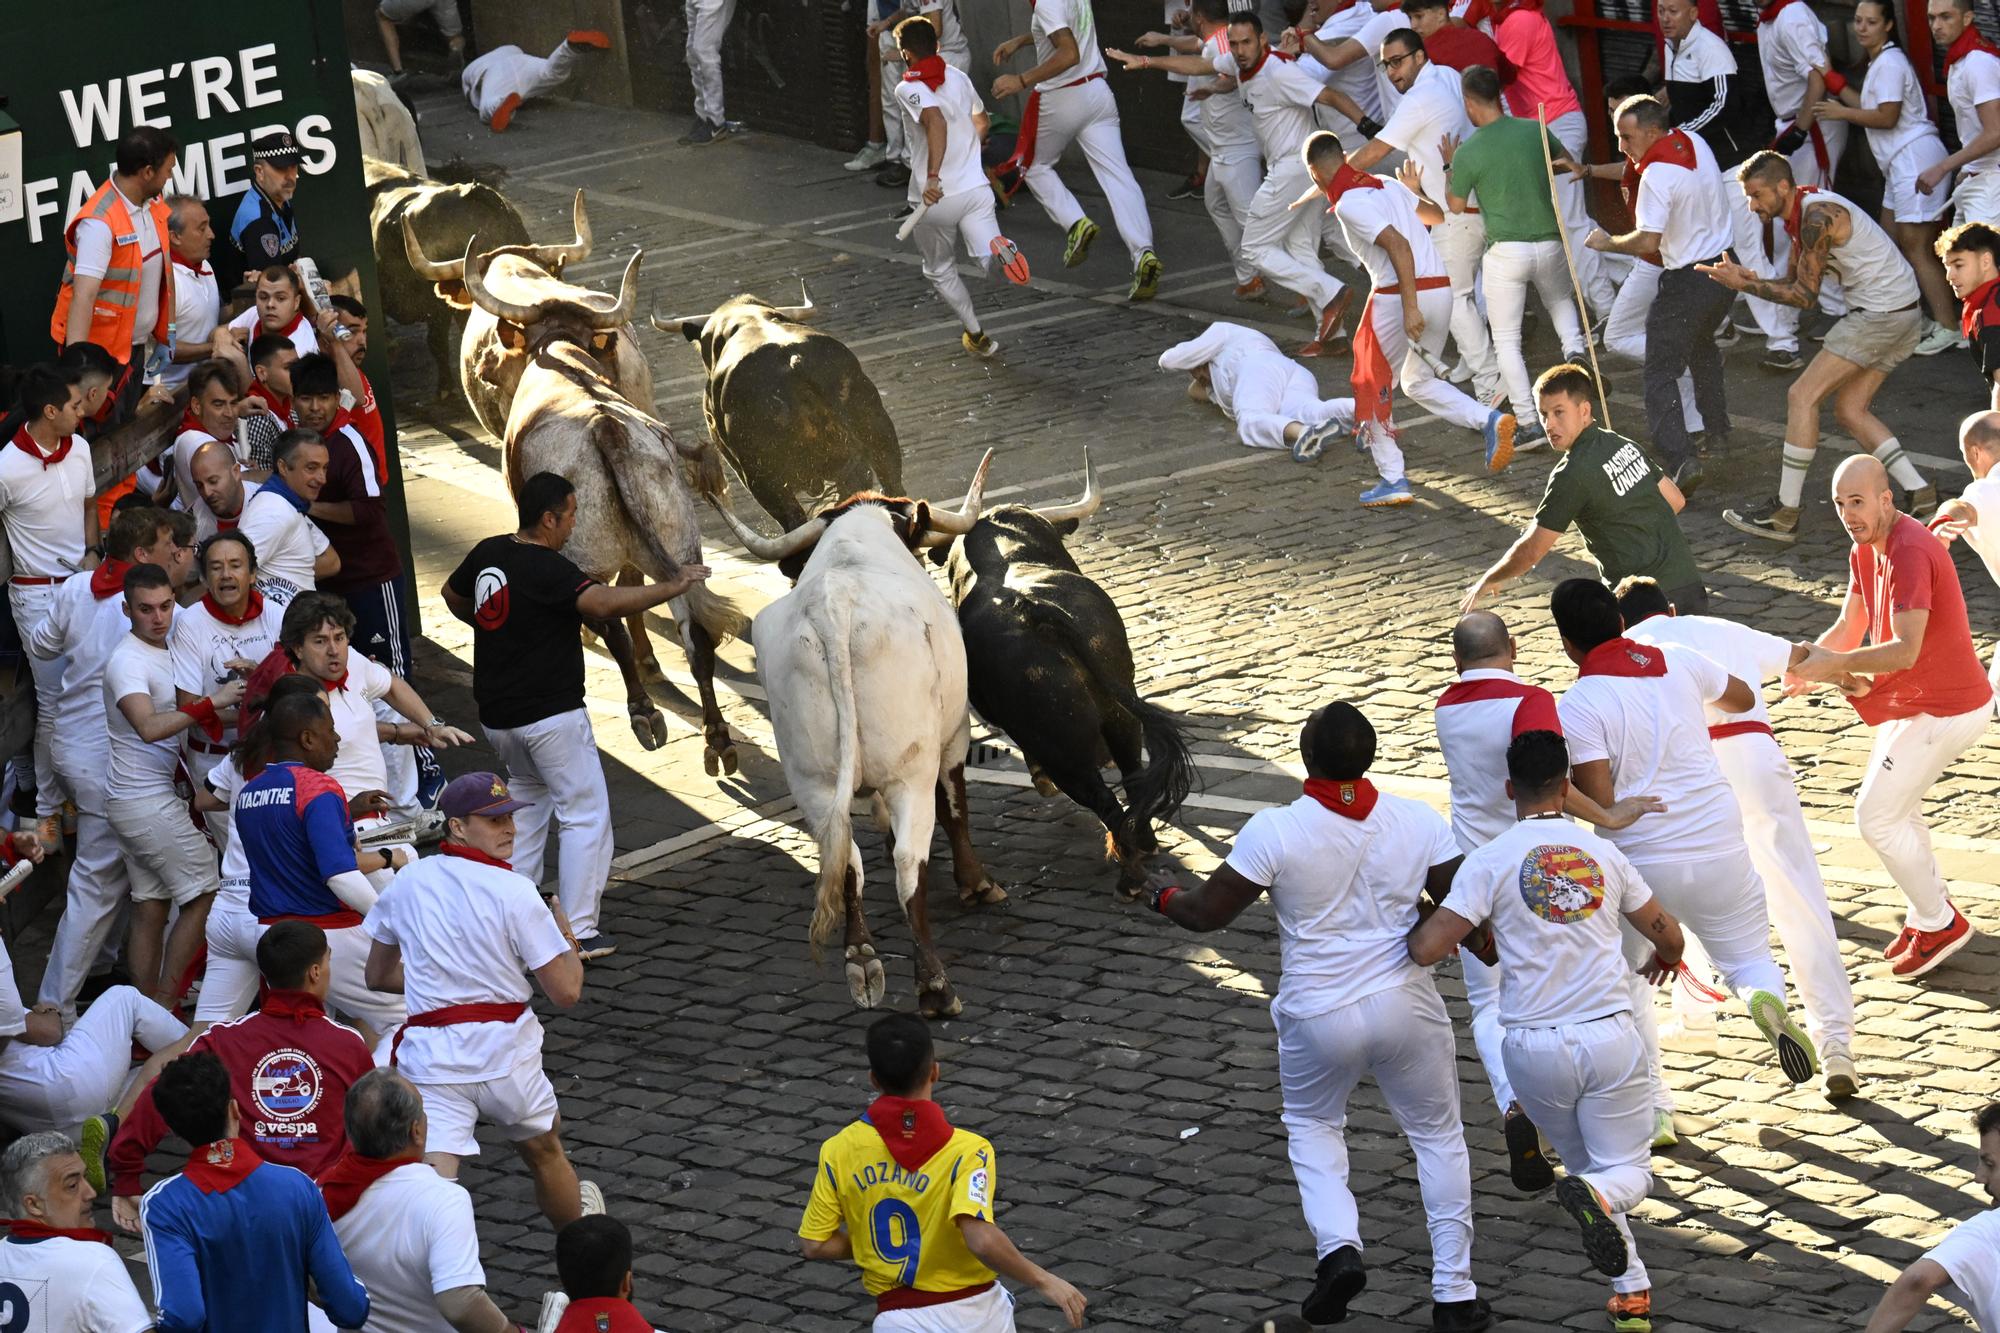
[189,440,257,544]
[1931,411,2000,693]
[1790,455,1995,979]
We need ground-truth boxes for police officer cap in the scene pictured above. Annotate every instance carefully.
[252,131,303,167]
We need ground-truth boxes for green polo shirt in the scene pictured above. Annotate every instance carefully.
[1534,424,1702,590]
[1448,115,1564,245]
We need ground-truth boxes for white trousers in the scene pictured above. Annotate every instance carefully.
[326,921,406,1034]
[1337,285,1491,483]
[1502,1015,1652,1294]
[1484,239,1581,426]
[1240,159,1343,318]
[879,31,908,163]
[1856,705,1993,931]
[0,985,185,1133]
[1952,170,2000,228]
[1459,952,1514,1113]
[1603,262,1703,433]
[1204,151,1265,286]
[1549,111,1616,315]
[914,189,1003,334]
[487,707,615,938]
[36,763,133,1013]
[465,39,582,122]
[194,889,260,1025]
[11,584,65,816]
[874,1283,1017,1332]
[1432,211,1498,400]
[1022,79,1154,263]
[1674,733,1855,1045]
[1276,980,1476,1302]
[1228,355,1352,451]
[685,0,738,124]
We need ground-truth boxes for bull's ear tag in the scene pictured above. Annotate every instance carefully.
[498,321,527,350]
[591,333,613,354]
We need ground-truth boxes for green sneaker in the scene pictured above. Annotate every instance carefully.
[1129,248,1162,300]
[1649,1110,1677,1151]
[1063,217,1099,268]
[1747,989,1818,1084]
[81,1111,118,1194]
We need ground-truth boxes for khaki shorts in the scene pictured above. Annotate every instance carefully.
[107,792,220,906]
[378,0,463,37]
[1823,306,1921,375]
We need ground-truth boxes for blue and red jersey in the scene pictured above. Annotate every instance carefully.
[237,761,359,922]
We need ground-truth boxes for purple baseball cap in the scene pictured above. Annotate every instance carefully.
[439,772,531,819]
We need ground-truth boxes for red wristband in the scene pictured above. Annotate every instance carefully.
[1822,69,1847,95]
[179,697,224,742]
[1154,885,1182,914]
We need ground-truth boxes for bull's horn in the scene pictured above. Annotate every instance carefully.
[650,309,710,340]
[460,234,551,326]
[770,279,816,322]
[528,189,593,269]
[923,447,994,536]
[584,249,643,330]
[401,213,464,282]
[1030,449,1101,526]
[708,495,828,562]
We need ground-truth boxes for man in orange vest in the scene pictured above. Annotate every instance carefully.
[49,126,178,421]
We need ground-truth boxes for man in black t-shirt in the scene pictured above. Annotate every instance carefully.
[1940,221,2000,411]
[442,472,710,960]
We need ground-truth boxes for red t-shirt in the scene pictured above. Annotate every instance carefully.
[555,1298,652,1332]
[1425,23,1503,72]
[1848,514,1995,725]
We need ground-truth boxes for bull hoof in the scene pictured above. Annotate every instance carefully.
[845,945,886,1008]
[629,710,668,751]
[1113,875,1145,903]
[1027,764,1059,797]
[958,877,1009,908]
[918,976,963,1019]
[702,743,740,777]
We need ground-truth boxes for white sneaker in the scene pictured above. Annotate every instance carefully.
[845,141,889,171]
[579,1179,605,1216]
[1915,320,1964,357]
[1657,1019,1719,1055]
[1821,1041,1860,1100]
[536,1292,571,1333]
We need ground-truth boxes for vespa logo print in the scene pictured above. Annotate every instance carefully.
[473,566,510,631]
[251,1049,324,1122]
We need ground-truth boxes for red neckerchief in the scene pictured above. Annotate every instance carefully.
[1302,776,1380,820]
[1,1217,113,1246]
[1960,274,2000,340]
[170,251,211,278]
[1947,24,2000,69]
[323,670,348,692]
[1578,638,1668,677]
[269,311,310,342]
[1782,184,1821,246]
[1620,128,1700,213]
[1239,45,1297,80]
[258,988,327,1025]
[246,378,290,418]
[179,407,226,442]
[1758,0,1799,23]
[318,1150,420,1222]
[182,1138,261,1194]
[903,55,948,90]
[88,557,133,600]
[866,1096,954,1173]
[10,425,72,470]
[554,1299,653,1333]
[1320,161,1385,212]
[200,589,265,626]
[440,842,513,871]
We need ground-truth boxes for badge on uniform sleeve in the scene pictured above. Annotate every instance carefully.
[967,1167,989,1206]
[261,232,280,257]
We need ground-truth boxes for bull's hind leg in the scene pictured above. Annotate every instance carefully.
[936,764,1006,907]
[587,615,668,750]
[1033,746,1150,900]
[840,860,885,1009]
[616,567,667,684]
[886,783,961,1019]
[1103,705,1162,861]
[682,613,738,777]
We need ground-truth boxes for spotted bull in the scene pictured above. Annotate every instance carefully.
[711,454,1007,1018]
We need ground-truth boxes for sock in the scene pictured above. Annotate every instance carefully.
[1778,443,1814,508]
[1874,437,1926,490]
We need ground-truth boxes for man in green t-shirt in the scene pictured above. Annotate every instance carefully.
[1461,363,1708,614]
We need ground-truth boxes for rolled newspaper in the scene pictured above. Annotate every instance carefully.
[894,203,929,242]
[0,856,36,902]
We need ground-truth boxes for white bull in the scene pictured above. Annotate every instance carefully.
[353,70,426,176]
[713,455,1007,1018]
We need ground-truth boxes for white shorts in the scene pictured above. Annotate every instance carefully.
[875,1283,1016,1333]
[1953,169,2000,228]
[193,889,261,1025]
[1883,137,1951,223]
[403,1056,560,1158]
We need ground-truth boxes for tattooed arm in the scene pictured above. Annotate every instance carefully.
[1694,199,1845,308]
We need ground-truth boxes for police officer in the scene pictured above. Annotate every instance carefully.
[225,132,303,294]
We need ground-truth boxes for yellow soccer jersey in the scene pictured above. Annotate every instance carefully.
[799,1120,999,1297]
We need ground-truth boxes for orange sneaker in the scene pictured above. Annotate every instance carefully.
[1233,276,1266,300]
[566,29,612,48]
[1605,1289,1651,1331]
[1298,289,1352,358]
[990,236,1031,285]
[489,93,523,133]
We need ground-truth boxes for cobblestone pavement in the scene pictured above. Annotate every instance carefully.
[62,75,2000,1331]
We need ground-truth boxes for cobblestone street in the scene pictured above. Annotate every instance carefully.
[106,74,2000,1331]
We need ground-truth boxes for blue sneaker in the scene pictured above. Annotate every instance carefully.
[1484,408,1518,473]
[1359,477,1413,507]
[1292,420,1341,463]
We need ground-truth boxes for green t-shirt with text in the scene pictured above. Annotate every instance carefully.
[1534,424,1702,590]
[1448,116,1564,245]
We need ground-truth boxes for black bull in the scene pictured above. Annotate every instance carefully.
[937,506,1195,894]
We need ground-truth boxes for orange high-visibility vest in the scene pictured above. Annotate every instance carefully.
[48,179,172,363]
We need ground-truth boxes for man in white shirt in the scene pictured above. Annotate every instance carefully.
[1923,0,2000,228]
[1550,577,1818,1126]
[1864,1100,2000,1332]
[1300,0,1407,143]
[172,530,285,841]
[29,508,189,1016]
[320,1068,517,1333]
[1158,321,1354,453]
[894,17,1031,358]
[1410,728,1684,1333]
[104,564,242,1010]
[224,265,320,359]
[460,31,612,135]
[168,360,242,528]
[0,1131,154,1331]
[0,365,97,846]
[364,772,599,1228]
[993,0,1163,300]
[1586,95,1733,496]
[1143,704,1493,1333]
[1616,578,1859,1100]
[161,196,238,393]
[1931,409,2000,690]
[240,429,340,605]
[189,439,260,544]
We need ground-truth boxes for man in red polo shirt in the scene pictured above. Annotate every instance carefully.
[1791,455,1995,978]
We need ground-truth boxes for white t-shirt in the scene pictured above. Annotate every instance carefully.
[895,64,988,200]
[1157,322,1287,418]
[196,477,260,546]
[171,595,284,747]
[1758,0,1830,121]
[1031,0,1106,82]
[1219,48,1327,163]
[1949,47,2000,178]
[1325,5,1405,121]
[103,634,181,798]
[1434,668,1565,853]
[1959,473,2000,593]
[1442,816,1653,1027]
[364,852,571,1082]
[1193,29,1259,158]
[0,433,93,579]
[1927,1206,2000,1330]
[72,186,164,351]
[1633,128,1732,269]
[162,257,222,391]
[1557,640,1747,863]
[0,1234,153,1333]
[26,575,135,760]
[325,653,396,801]
[1335,177,1445,289]
[226,307,321,358]
[171,425,249,532]
[0,940,25,1040]
[920,0,971,67]
[1861,45,1941,165]
[238,486,330,595]
[1224,788,1459,1019]
[330,1163,485,1333]
[1624,613,1792,729]
[1378,58,1473,206]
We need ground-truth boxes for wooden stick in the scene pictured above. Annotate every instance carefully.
[1538,102,1612,429]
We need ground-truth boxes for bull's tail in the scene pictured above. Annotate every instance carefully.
[684,581,750,644]
[807,596,861,958]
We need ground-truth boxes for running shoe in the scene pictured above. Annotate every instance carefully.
[1821,1041,1859,1100]
[1292,420,1342,464]
[991,237,1031,285]
[1432,1296,1495,1332]
[846,141,889,171]
[1723,497,1799,544]
[1233,276,1266,301]
[1556,1176,1630,1277]
[1916,320,1963,356]
[1884,926,1917,960]
[962,330,1001,358]
[1298,289,1351,357]
[1760,346,1805,372]
[1606,1290,1653,1332]
[1671,457,1705,497]
[579,1180,605,1215]
[566,29,613,48]
[684,118,719,146]
[1300,1245,1366,1325]
[575,934,619,961]
[1063,217,1100,267]
[1360,477,1413,506]
[1892,908,1974,978]
[876,162,911,188]
[1656,1018,1719,1055]
[80,1112,118,1194]
[489,93,523,133]
[1167,171,1206,200]
[1484,408,1518,473]
[1747,989,1818,1084]
[1513,421,1548,453]
[1505,1108,1554,1192]
[1650,1110,1678,1151]
[1129,249,1162,301]
[1907,484,1939,518]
